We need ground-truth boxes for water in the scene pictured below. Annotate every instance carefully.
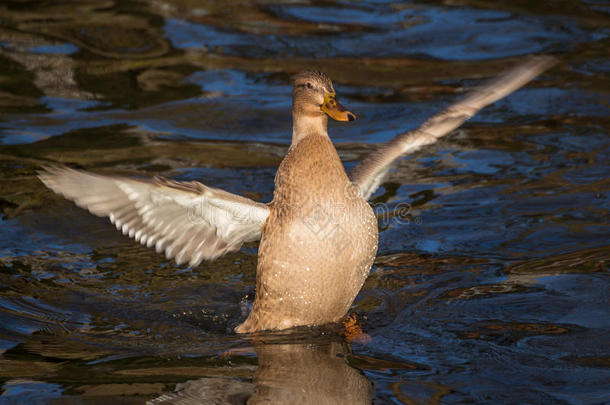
[0,0,608,403]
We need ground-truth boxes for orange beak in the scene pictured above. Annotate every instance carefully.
[321,92,356,122]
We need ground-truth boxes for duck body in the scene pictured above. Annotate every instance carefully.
[38,58,555,333]
[236,134,378,333]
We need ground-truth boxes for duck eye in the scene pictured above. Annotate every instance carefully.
[306,82,313,89]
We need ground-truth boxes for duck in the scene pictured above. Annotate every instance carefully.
[38,56,555,333]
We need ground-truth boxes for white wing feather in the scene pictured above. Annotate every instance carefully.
[350,56,557,200]
[39,166,269,266]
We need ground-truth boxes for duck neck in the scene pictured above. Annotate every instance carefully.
[291,111,328,147]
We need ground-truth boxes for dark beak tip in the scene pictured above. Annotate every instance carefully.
[347,113,356,122]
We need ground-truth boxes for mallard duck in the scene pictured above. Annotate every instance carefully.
[39,56,555,333]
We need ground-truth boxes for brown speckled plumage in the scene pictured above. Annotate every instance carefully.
[235,135,378,332]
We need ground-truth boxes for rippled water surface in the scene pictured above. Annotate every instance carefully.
[0,0,609,403]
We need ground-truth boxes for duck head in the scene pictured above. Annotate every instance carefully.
[293,70,356,122]
[291,71,356,145]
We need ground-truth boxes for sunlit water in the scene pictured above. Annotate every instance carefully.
[0,0,608,403]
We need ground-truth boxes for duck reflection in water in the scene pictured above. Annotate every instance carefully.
[149,339,371,405]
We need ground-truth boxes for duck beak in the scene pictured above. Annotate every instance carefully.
[321,92,356,122]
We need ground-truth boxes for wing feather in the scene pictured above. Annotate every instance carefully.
[38,166,270,266]
[349,56,557,200]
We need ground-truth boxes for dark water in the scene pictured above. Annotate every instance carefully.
[0,0,609,403]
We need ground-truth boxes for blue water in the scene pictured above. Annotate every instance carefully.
[0,0,608,403]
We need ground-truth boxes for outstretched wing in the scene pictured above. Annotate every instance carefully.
[349,56,557,200]
[39,166,270,266]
